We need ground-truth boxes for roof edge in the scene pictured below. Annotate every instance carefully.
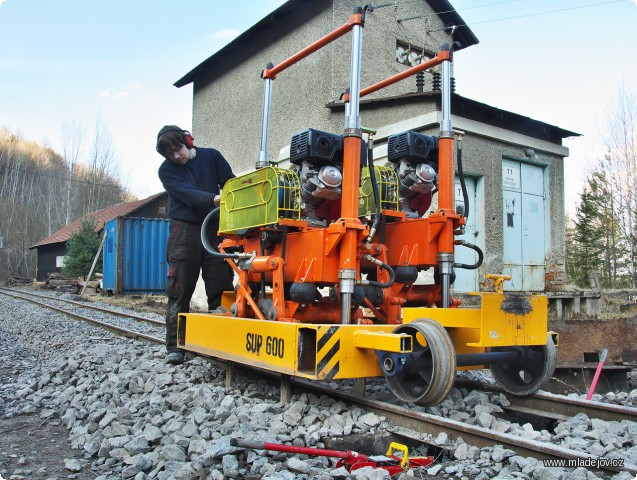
[326,92,581,140]
[174,0,479,89]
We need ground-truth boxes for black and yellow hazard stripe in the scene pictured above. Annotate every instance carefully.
[317,325,341,380]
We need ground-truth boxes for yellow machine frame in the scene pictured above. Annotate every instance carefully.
[178,291,548,379]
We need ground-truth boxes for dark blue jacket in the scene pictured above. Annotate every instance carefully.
[158,147,235,224]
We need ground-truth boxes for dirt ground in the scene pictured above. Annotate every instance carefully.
[0,414,95,479]
[81,289,167,316]
[598,289,637,320]
[0,356,94,479]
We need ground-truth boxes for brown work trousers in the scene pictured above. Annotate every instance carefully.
[165,220,233,352]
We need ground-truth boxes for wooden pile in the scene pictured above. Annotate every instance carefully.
[79,272,103,295]
[6,275,32,286]
[44,273,79,292]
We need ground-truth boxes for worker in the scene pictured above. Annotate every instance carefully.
[156,125,235,365]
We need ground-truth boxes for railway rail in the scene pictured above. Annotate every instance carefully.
[456,379,637,425]
[0,286,163,344]
[2,285,636,476]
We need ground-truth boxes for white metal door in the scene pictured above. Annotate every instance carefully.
[454,177,478,292]
[502,160,545,291]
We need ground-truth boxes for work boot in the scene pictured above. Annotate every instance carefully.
[166,351,185,365]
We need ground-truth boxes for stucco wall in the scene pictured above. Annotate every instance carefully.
[192,0,451,174]
[460,134,566,282]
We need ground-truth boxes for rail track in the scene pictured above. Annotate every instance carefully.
[456,379,637,424]
[2,285,636,476]
[0,286,164,344]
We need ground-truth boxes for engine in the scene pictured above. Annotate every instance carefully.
[296,162,342,224]
[290,128,365,225]
[387,131,439,217]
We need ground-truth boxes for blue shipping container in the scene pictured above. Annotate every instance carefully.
[103,217,170,294]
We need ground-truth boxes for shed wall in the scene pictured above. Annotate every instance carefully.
[35,243,66,282]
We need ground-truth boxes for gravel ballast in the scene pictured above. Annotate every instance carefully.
[2,290,637,480]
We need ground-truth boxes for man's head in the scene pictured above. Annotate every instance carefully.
[156,125,196,165]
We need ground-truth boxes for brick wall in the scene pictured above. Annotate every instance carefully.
[545,263,565,291]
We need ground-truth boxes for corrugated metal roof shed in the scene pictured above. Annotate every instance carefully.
[30,192,167,249]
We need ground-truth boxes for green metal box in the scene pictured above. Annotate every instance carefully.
[219,167,301,234]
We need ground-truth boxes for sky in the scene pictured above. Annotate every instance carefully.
[1,0,636,217]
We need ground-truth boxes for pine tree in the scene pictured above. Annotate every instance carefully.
[571,186,605,288]
[588,168,628,287]
[62,219,102,278]
[564,220,578,284]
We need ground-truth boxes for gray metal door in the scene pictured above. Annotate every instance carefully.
[502,160,545,291]
[454,177,478,292]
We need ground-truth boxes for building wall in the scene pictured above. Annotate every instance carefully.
[133,196,170,219]
[192,0,450,173]
[35,243,67,281]
[368,109,566,290]
[463,135,565,289]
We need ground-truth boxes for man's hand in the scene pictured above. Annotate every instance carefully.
[214,194,221,207]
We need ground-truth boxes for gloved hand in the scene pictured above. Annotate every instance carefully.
[214,194,221,207]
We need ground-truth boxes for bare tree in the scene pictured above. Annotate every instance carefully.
[60,121,85,225]
[86,113,120,213]
[601,83,637,287]
[0,125,130,280]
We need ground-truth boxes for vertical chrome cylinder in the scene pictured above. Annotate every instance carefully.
[441,275,451,308]
[339,269,356,324]
[345,24,362,131]
[257,77,273,169]
[340,292,352,325]
[438,252,454,308]
[440,58,453,137]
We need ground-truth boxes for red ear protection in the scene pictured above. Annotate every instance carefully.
[156,127,194,152]
[183,131,194,149]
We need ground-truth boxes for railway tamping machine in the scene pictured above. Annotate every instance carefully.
[177,6,557,406]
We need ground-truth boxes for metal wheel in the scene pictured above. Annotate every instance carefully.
[381,318,456,407]
[489,333,556,396]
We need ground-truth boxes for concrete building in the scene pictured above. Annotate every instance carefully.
[174,0,578,292]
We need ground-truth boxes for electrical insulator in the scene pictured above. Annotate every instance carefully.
[432,72,441,91]
[416,72,425,92]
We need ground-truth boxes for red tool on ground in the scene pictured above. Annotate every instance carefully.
[230,438,434,475]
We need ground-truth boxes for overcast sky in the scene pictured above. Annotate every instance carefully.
[1,0,636,216]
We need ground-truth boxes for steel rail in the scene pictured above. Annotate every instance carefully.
[456,379,637,424]
[0,286,164,326]
[0,287,163,344]
[289,379,637,476]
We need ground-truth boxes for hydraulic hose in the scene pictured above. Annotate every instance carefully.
[457,135,469,220]
[201,208,250,260]
[364,136,381,245]
[359,254,395,288]
[454,239,483,270]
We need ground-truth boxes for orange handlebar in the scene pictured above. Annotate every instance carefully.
[262,13,363,80]
[343,50,450,103]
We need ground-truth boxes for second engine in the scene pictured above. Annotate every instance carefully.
[388,131,439,217]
